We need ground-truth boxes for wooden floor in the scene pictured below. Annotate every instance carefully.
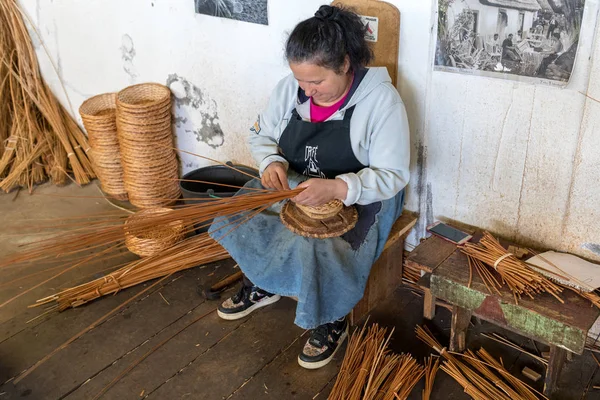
[1,183,599,400]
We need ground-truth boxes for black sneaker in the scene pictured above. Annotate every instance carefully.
[298,317,348,369]
[217,284,280,320]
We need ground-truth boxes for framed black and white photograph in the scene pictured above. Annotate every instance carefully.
[195,0,268,25]
[434,0,586,85]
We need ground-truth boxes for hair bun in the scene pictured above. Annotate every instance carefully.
[314,5,340,21]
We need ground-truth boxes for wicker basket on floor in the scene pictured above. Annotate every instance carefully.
[124,207,185,257]
[79,93,128,201]
[116,83,181,208]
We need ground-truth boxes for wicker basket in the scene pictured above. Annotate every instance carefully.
[116,83,181,209]
[79,93,128,201]
[296,200,344,220]
[280,201,358,238]
[124,208,185,257]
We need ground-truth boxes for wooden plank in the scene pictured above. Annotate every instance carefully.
[227,331,342,399]
[423,288,436,320]
[383,211,417,251]
[63,300,244,399]
[146,298,302,399]
[430,249,599,354]
[0,262,236,399]
[544,345,567,396]
[449,305,472,352]
[405,236,457,273]
[331,0,401,87]
[351,237,404,324]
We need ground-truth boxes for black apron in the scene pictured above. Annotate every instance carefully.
[278,106,365,178]
[277,105,382,250]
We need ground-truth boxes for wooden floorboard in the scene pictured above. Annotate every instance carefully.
[1,180,598,400]
[146,297,303,400]
[227,330,342,400]
[0,262,237,399]
[64,291,241,399]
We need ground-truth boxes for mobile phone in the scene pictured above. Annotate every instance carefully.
[426,222,472,245]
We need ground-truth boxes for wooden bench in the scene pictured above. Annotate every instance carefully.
[407,234,600,398]
[350,211,417,324]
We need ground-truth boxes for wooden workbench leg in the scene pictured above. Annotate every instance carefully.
[544,345,567,397]
[423,288,436,320]
[449,305,472,352]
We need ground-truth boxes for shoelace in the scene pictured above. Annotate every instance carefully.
[309,324,331,348]
[232,284,252,303]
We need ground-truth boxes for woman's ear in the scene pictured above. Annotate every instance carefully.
[343,55,351,74]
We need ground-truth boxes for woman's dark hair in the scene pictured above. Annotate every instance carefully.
[285,5,373,74]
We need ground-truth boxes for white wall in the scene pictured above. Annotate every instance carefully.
[22,0,600,261]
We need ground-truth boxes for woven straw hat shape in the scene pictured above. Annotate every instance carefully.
[79,93,128,201]
[280,201,358,238]
[124,207,185,257]
[116,83,181,208]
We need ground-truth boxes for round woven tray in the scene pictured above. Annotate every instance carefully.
[124,208,185,257]
[79,93,128,201]
[280,201,358,238]
[116,83,181,209]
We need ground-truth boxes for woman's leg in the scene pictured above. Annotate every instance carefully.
[298,316,349,369]
[217,274,280,320]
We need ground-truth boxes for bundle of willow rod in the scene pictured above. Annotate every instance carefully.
[1,186,300,268]
[1,179,301,309]
[461,232,563,304]
[422,356,440,400]
[34,232,229,311]
[415,326,546,400]
[328,323,424,400]
[0,0,95,192]
[481,332,548,366]
[402,262,421,284]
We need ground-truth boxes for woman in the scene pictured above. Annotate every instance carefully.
[209,5,410,369]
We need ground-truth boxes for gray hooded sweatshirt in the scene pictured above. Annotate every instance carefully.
[248,67,410,206]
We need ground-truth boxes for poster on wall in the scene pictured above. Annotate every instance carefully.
[195,0,268,25]
[434,0,586,86]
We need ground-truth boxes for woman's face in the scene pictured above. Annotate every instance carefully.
[289,60,351,106]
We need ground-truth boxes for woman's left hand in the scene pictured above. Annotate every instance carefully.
[293,178,348,206]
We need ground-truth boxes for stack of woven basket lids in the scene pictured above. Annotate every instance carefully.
[79,83,181,208]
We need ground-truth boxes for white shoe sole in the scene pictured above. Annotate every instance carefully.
[217,294,281,320]
[297,325,349,370]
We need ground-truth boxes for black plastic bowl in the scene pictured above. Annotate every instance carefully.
[180,162,259,232]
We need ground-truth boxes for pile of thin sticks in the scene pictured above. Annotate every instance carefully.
[328,323,425,400]
[402,262,421,284]
[416,326,546,400]
[0,0,95,192]
[34,233,229,311]
[461,232,563,304]
[0,174,302,309]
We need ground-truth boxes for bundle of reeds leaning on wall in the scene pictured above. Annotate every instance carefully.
[0,0,95,192]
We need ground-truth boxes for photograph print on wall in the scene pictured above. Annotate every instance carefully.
[195,0,268,25]
[434,0,586,86]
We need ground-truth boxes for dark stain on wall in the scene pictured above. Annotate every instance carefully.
[415,141,432,239]
[583,243,600,256]
[166,73,225,149]
[121,34,138,82]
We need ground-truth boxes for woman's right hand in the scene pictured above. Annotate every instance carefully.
[261,162,290,191]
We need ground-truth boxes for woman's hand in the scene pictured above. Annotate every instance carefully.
[261,162,290,191]
[293,178,348,206]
